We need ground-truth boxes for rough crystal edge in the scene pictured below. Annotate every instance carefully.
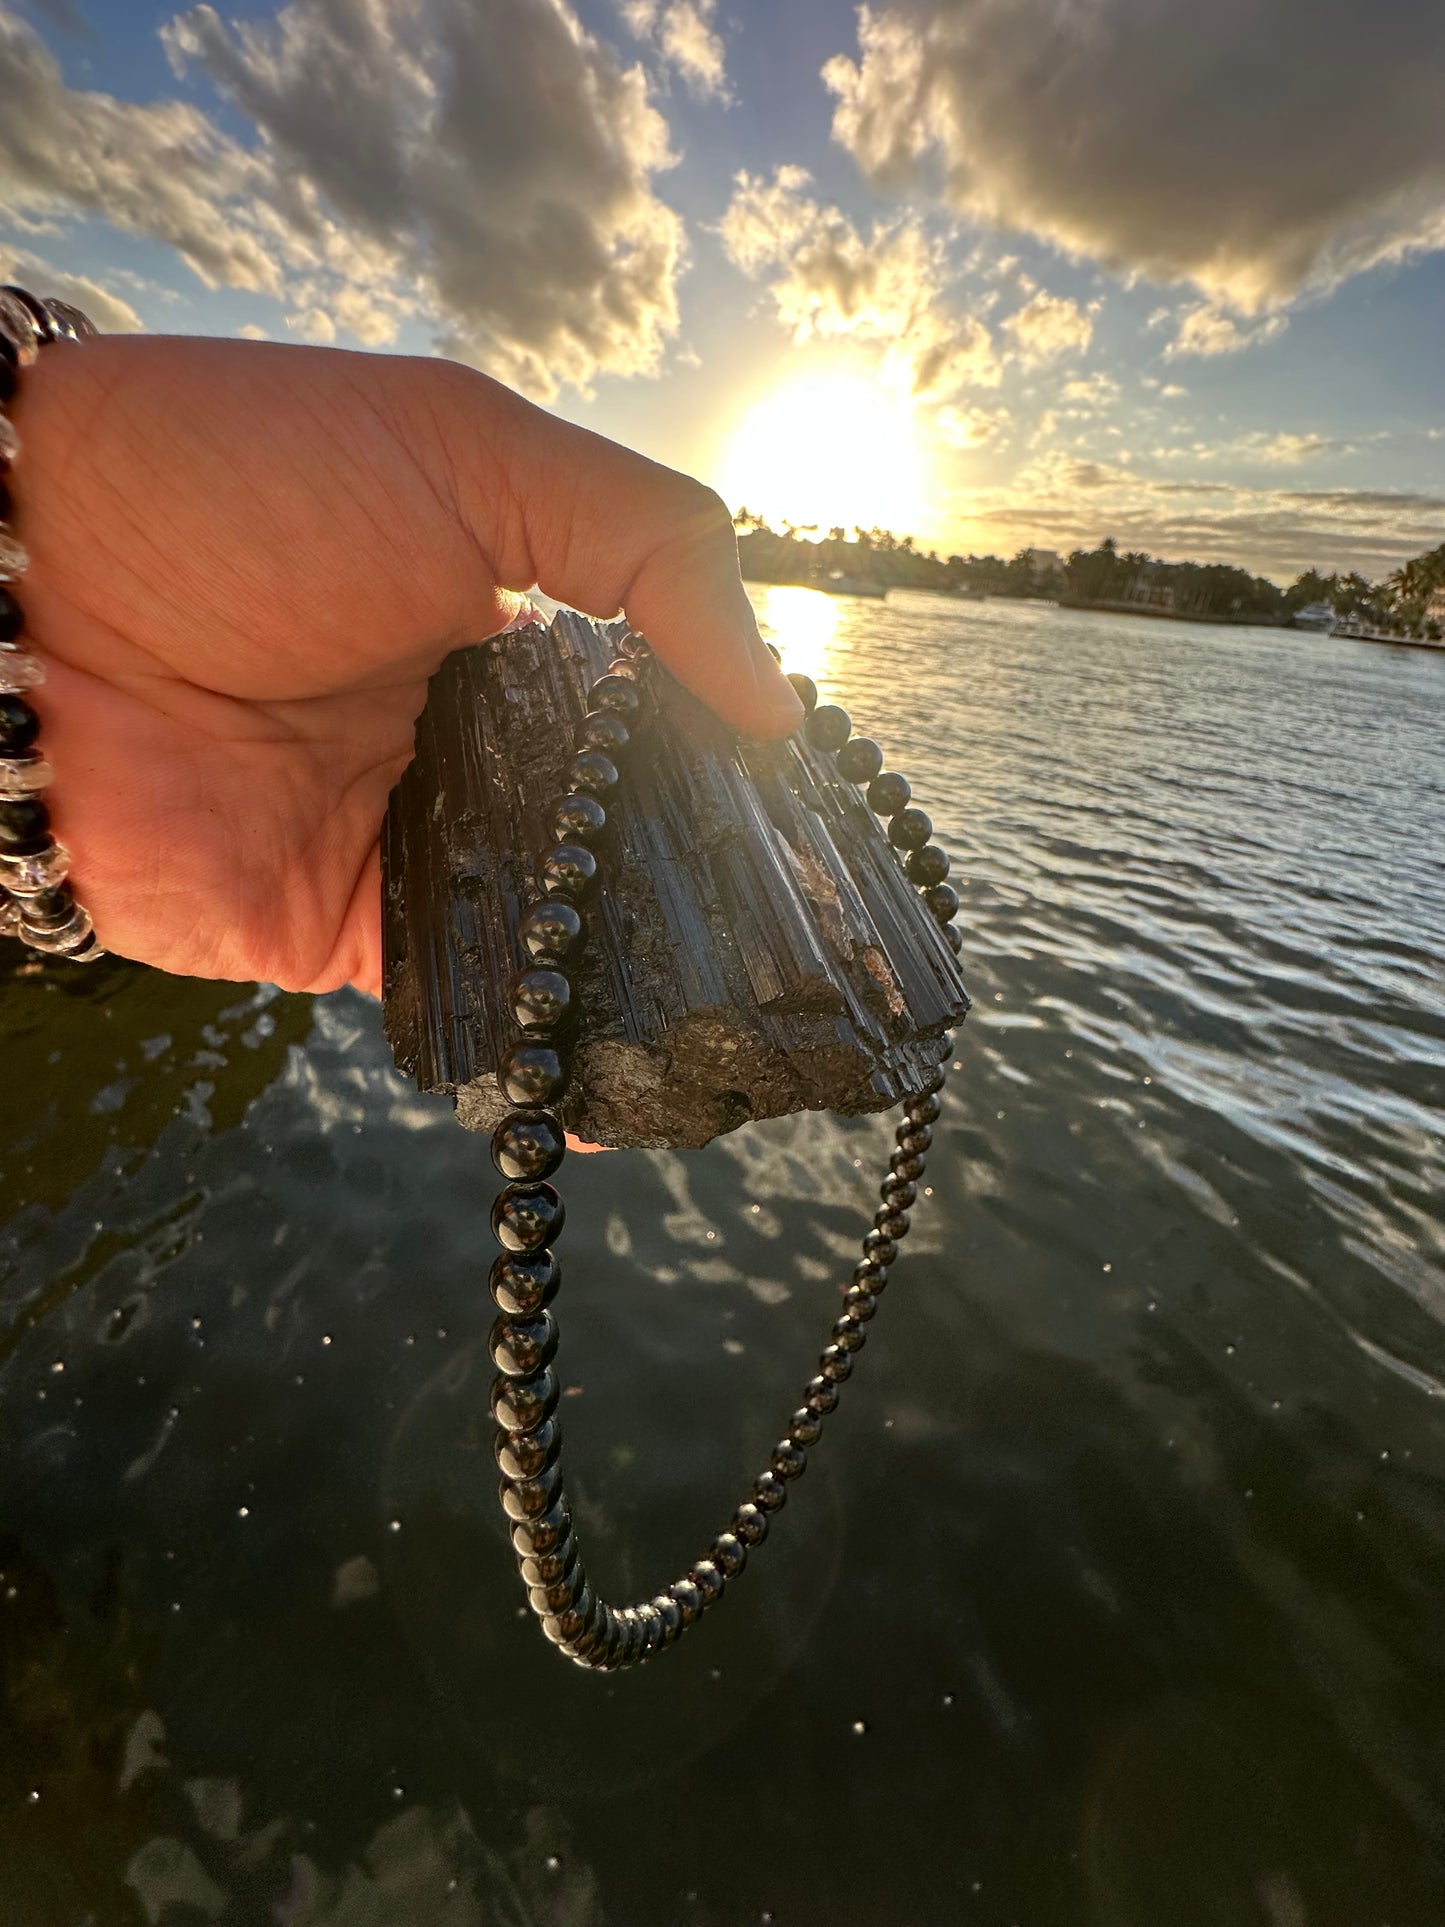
[0,528,28,580]
[0,755,52,797]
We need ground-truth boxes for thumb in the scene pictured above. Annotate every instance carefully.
[444,368,804,738]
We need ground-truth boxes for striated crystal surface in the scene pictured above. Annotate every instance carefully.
[0,648,44,692]
[19,901,92,952]
[0,840,69,893]
[0,527,27,580]
[0,291,42,366]
[0,415,18,467]
[0,754,51,797]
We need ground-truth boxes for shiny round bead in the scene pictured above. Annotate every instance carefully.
[520,1528,576,1587]
[786,671,818,712]
[579,711,631,757]
[788,1406,823,1446]
[875,1208,910,1242]
[42,298,96,341]
[618,629,650,659]
[498,1043,568,1107]
[925,883,960,925]
[0,587,21,642]
[805,704,851,753]
[0,694,38,754]
[511,1499,572,1568]
[632,1602,666,1655]
[842,1285,878,1322]
[853,1258,889,1292]
[650,1592,684,1643]
[944,923,963,954]
[831,1319,867,1354]
[906,843,950,887]
[862,1229,898,1266]
[917,1062,948,1096]
[880,1176,917,1210]
[888,807,933,851]
[836,736,884,785]
[753,1469,789,1512]
[818,1344,854,1384]
[605,656,639,681]
[907,1093,942,1127]
[542,1583,594,1646]
[669,1577,703,1626]
[770,1439,807,1480]
[691,1559,725,1607]
[568,749,619,797]
[528,1548,582,1615]
[867,771,911,816]
[491,1112,565,1183]
[497,1416,560,1483]
[711,1531,747,1578]
[896,1121,933,1155]
[552,792,607,847]
[489,1248,561,1317]
[538,843,597,902]
[803,1374,840,1414]
[587,674,641,717]
[517,897,583,964]
[889,1152,927,1183]
[501,1457,564,1522]
[489,1309,560,1378]
[492,1367,560,1433]
[511,968,573,1036]
[491,1182,565,1254]
[732,1501,769,1545]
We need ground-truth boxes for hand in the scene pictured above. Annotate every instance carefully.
[11,336,802,993]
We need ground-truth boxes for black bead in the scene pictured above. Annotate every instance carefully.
[552,792,607,848]
[818,1344,854,1384]
[0,479,10,523]
[896,1121,933,1154]
[518,897,584,964]
[520,1528,576,1587]
[527,1546,582,1613]
[906,843,950,887]
[542,1582,594,1645]
[538,843,597,902]
[836,736,884,785]
[579,711,631,757]
[907,1093,942,1127]
[632,1602,667,1655]
[0,694,34,757]
[491,1182,565,1253]
[831,1319,867,1353]
[789,1406,823,1446]
[803,1373,840,1414]
[770,1439,807,1480]
[606,657,639,681]
[711,1531,747,1577]
[867,771,911,816]
[491,1112,565,1183]
[925,882,959,923]
[669,1577,703,1626]
[0,588,21,642]
[490,1248,561,1317]
[0,359,15,406]
[496,1417,560,1482]
[489,1309,560,1378]
[510,968,573,1037]
[0,796,49,854]
[805,704,851,753]
[917,1062,948,1096]
[880,1176,916,1209]
[587,674,641,717]
[650,1592,684,1643]
[732,1501,769,1545]
[691,1559,726,1607]
[492,1366,560,1433]
[618,629,650,659]
[889,1152,927,1183]
[568,749,620,797]
[501,1458,565,1522]
[24,883,73,927]
[0,335,16,371]
[875,1207,911,1241]
[753,1469,789,1512]
[498,1043,568,1106]
[853,1258,889,1290]
[842,1285,878,1322]
[862,1229,898,1266]
[510,1492,571,1558]
[888,807,933,851]
[787,671,818,712]
[944,923,963,954]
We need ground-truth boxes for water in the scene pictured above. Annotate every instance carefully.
[2,590,1443,1926]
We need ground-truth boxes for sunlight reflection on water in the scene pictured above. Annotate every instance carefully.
[751,582,840,685]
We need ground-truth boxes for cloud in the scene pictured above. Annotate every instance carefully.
[824,0,1445,313]
[1163,303,1289,360]
[622,0,727,98]
[1001,289,1092,365]
[0,0,687,399]
[937,401,1009,449]
[0,244,143,330]
[719,164,998,400]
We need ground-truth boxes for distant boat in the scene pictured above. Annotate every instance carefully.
[811,570,887,601]
[1292,601,1337,633]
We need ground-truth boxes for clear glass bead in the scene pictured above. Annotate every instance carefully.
[42,299,97,341]
[0,755,51,797]
[0,528,28,581]
[0,291,42,366]
[0,414,19,466]
[0,842,69,894]
[0,893,19,937]
[0,649,44,692]
[20,902,93,954]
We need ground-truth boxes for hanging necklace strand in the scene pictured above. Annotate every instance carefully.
[487,629,962,1670]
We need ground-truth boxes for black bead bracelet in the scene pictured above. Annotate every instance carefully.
[489,632,963,1669]
[0,286,104,962]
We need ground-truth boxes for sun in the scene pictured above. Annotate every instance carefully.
[718,368,931,538]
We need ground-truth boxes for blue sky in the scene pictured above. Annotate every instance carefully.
[5,0,1445,580]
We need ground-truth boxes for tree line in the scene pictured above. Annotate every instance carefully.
[732,513,1445,636]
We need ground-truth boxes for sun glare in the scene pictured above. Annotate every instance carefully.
[752,584,841,685]
[719,370,931,538]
